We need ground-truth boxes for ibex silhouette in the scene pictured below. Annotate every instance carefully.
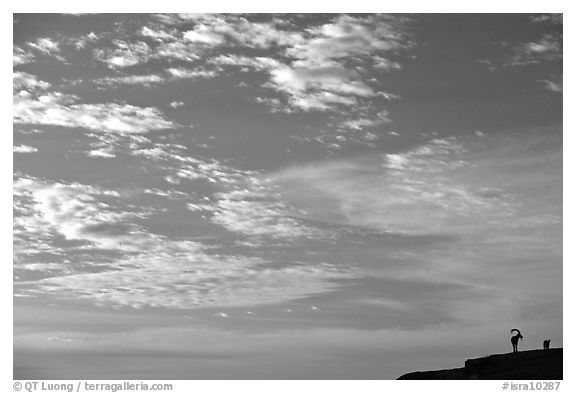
[511,329,523,353]
[543,339,550,349]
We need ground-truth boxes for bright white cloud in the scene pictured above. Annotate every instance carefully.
[94,41,151,68]
[286,14,409,67]
[27,37,61,57]
[13,72,51,92]
[13,177,133,250]
[14,145,38,154]
[93,74,165,87]
[204,14,409,113]
[184,27,226,45]
[166,67,217,79]
[181,14,304,49]
[507,33,562,66]
[13,46,35,66]
[14,91,176,134]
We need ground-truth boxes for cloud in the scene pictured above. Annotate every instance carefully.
[14,175,356,309]
[27,37,62,58]
[507,33,562,66]
[181,14,304,49]
[184,26,226,45]
[140,26,174,41]
[82,132,150,159]
[270,132,561,237]
[530,14,562,25]
[539,76,563,92]
[286,14,410,68]
[17,14,408,118]
[213,55,374,112]
[22,255,356,309]
[14,145,38,154]
[211,185,322,240]
[13,46,35,66]
[204,14,409,113]
[166,67,217,79]
[94,41,151,68]
[90,66,218,89]
[270,65,375,97]
[87,149,115,158]
[340,111,392,130]
[127,140,325,240]
[13,78,176,133]
[152,41,200,62]
[13,71,51,92]
[13,177,134,250]
[93,74,165,87]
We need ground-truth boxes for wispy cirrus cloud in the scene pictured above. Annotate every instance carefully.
[14,174,356,309]
[126,139,326,241]
[270,132,561,237]
[22,254,356,309]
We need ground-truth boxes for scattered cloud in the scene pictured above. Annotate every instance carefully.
[184,26,226,45]
[539,76,563,92]
[205,14,410,113]
[13,177,133,250]
[14,145,38,154]
[14,94,176,134]
[166,67,217,79]
[94,40,151,68]
[13,72,176,134]
[507,33,562,66]
[13,45,35,66]
[21,255,356,309]
[13,71,51,92]
[340,111,392,130]
[286,14,410,68]
[530,14,562,25]
[27,37,63,60]
[211,184,322,240]
[93,74,165,87]
[14,174,356,309]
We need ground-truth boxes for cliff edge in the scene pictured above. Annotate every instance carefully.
[397,348,562,380]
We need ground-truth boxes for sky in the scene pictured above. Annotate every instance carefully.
[13,13,563,379]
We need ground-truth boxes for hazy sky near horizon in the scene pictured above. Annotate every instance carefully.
[13,13,562,379]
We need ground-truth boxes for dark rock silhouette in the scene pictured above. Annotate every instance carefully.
[544,339,551,349]
[397,348,562,380]
[511,329,524,353]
